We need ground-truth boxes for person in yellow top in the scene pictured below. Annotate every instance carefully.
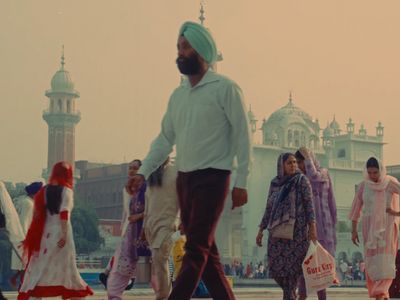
[171,225,210,298]
[171,226,186,281]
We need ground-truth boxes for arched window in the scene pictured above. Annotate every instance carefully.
[50,99,54,112]
[301,131,306,146]
[287,130,293,146]
[58,99,62,112]
[67,100,71,113]
[294,130,300,147]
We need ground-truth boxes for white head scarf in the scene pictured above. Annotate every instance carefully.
[362,158,395,249]
[363,157,390,191]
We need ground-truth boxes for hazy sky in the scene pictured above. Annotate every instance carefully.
[1,0,400,182]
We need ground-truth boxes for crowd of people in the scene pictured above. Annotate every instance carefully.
[225,259,368,283]
[337,260,366,284]
[0,18,400,300]
[223,261,268,279]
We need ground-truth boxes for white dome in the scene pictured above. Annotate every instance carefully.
[51,69,75,92]
[267,99,313,126]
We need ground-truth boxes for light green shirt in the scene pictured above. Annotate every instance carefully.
[140,69,252,189]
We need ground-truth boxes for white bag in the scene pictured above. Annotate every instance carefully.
[302,241,339,294]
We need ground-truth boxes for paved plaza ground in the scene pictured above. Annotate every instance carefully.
[4,287,400,300]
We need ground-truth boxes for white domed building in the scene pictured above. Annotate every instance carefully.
[217,94,386,267]
[261,96,321,150]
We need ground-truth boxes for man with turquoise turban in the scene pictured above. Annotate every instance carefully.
[175,21,218,74]
[128,21,252,300]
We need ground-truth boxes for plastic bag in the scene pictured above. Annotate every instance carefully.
[302,241,339,293]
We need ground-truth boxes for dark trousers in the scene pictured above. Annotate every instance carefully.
[168,168,235,300]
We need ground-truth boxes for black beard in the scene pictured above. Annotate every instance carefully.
[176,54,201,75]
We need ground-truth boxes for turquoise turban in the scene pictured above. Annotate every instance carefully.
[179,21,218,64]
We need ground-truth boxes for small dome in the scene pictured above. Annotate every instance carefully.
[323,125,334,138]
[329,116,340,131]
[48,50,77,94]
[51,69,75,92]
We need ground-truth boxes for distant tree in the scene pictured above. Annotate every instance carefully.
[71,201,104,255]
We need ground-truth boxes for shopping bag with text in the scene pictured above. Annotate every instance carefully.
[302,241,339,294]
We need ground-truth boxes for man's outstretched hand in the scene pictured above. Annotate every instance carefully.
[232,187,248,210]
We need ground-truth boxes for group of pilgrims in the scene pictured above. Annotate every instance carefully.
[256,149,400,300]
[0,158,180,300]
[0,149,399,300]
[1,19,400,300]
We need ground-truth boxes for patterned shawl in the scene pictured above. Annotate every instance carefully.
[267,153,302,231]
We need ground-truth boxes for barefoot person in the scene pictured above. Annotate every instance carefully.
[107,159,152,300]
[295,147,337,300]
[11,182,43,287]
[143,157,179,300]
[18,162,93,300]
[0,181,25,300]
[349,157,400,300]
[256,153,317,300]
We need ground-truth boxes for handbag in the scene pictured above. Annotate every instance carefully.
[270,222,294,240]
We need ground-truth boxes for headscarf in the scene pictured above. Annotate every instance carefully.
[23,162,74,260]
[25,182,43,196]
[48,161,73,188]
[179,21,218,64]
[362,157,396,249]
[363,157,390,191]
[267,153,302,231]
[0,181,25,246]
[302,150,337,242]
[308,151,329,182]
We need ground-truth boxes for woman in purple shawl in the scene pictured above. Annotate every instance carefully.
[295,147,337,300]
[257,153,317,300]
[107,159,151,300]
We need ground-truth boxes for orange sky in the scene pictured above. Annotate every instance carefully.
[1,0,400,182]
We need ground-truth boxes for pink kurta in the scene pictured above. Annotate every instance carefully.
[349,178,400,298]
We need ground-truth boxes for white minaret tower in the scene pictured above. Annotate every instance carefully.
[42,47,80,177]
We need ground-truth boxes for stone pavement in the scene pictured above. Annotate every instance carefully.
[4,287,399,299]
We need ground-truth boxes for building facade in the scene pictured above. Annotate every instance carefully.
[217,95,386,264]
[75,161,129,220]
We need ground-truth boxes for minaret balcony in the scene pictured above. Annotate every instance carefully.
[42,110,81,125]
[45,89,80,98]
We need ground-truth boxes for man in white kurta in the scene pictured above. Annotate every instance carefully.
[11,182,42,272]
[143,161,179,300]
[0,181,25,300]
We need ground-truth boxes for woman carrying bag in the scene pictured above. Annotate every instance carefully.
[256,153,317,300]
